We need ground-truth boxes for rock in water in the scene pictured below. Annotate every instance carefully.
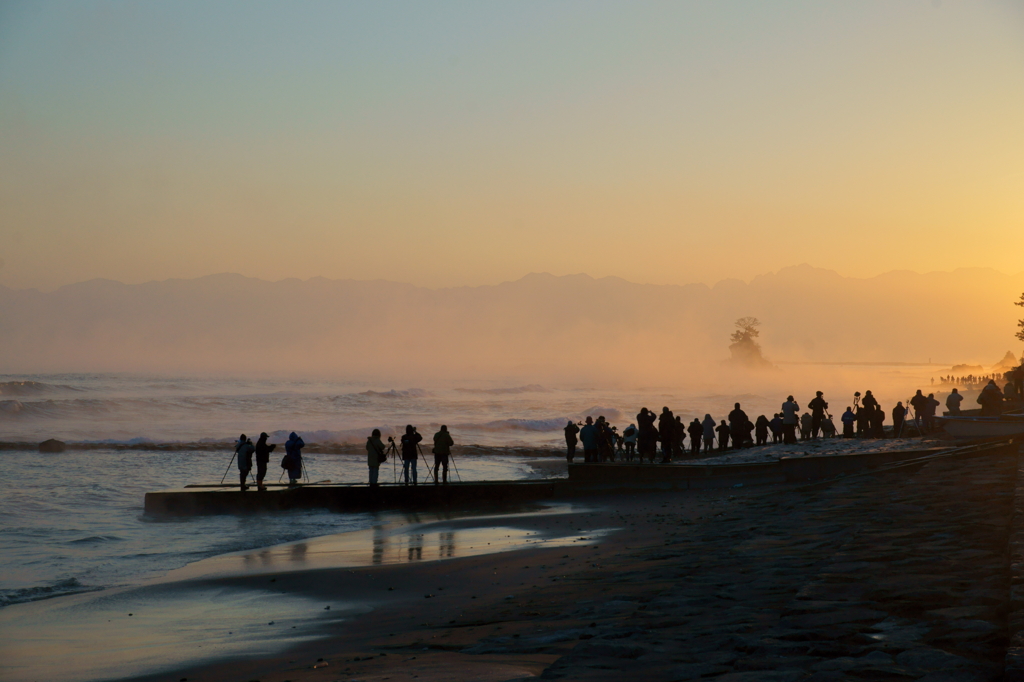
[39,439,66,453]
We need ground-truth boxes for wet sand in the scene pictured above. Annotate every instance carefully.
[4,439,1017,682]
[114,440,1018,682]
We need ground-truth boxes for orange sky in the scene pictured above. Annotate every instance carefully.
[1,1,1023,291]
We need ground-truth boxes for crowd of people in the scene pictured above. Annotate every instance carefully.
[231,425,457,491]
[558,383,1012,465]
[229,372,1024,488]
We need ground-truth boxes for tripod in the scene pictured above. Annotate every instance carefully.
[385,439,400,484]
[220,449,256,486]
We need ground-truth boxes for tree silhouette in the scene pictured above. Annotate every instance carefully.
[1016,292,1024,344]
[728,317,772,368]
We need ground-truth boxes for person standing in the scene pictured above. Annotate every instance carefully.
[432,425,454,485]
[925,393,940,431]
[401,425,422,485]
[254,432,276,491]
[579,416,599,463]
[977,380,1004,416]
[755,415,770,446]
[769,414,783,444]
[284,432,305,486]
[945,388,963,416]
[841,407,855,438]
[564,420,580,463]
[728,403,748,445]
[715,420,731,450]
[701,414,716,453]
[781,396,800,444]
[658,407,675,463]
[235,434,255,491]
[622,423,638,461]
[799,412,813,441]
[910,390,928,433]
[892,402,907,437]
[870,403,886,438]
[687,419,703,456]
[636,408,657,463]
[808,392,828,439]
[366,429,385,486]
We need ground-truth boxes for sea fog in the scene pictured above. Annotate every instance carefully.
[0,369,957,448]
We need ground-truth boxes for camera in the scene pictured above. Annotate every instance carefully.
[388,436,394,442]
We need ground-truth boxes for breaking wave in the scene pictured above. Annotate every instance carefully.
[455,385,551,395]
[0,577,101,608]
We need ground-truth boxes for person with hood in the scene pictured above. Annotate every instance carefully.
[254,432,276,491]
[564,420,580,463]
[401,425,423,485]
[432,425,454,484]
[687,419,703,456]
[841,407,856,438]
[579,416,598,463]
[769,414,783,444]
[622,423,638,461]
[715,420,731,451]
[978,380,1004,416]
[284,432,305,486]
[754,415,770,446]
[728,403,748,443]
[945,388,963,416]
[366,429,385,486]
[235,434,255,491]
[808,392,828,439]
[702,414,717,453]
[892,402,907,437]
[781,396,800,444]
[657,407,675,463]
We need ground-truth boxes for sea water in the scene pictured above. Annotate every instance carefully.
[0,371,928,609]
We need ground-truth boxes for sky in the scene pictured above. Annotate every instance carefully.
[1,1,1023,292]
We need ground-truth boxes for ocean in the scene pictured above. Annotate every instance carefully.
[0,370,936,611]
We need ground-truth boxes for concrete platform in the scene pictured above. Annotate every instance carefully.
[145,442,1011,516]
[145,479,569,515]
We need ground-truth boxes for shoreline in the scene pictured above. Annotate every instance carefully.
[0,502,608,682]
[117,438,1021,682]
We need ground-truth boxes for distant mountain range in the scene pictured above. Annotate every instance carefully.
[1,265,1021,380]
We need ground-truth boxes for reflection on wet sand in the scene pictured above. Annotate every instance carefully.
[167,504,610,581]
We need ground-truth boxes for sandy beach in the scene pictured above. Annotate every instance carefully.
[43,437,1008,682]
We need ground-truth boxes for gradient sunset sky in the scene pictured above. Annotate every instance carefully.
[1,1,1022,291]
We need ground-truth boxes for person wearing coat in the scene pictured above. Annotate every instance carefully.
[235,434,255,491]
[841,407,856,438]
[564,420,580,463]
[284,432,305,485]
[687,419,703,456]
[366,429,385,486]
[892,402,907,437]
[701,414,716,453]
[254,432,276,491]
[945,388,963,416]
[769,414,783,443]
[432,425,454,484]
[978,381,1004,416]
[781,396,800,444]
[715,420,731,451]
[400,425,423,485]
[754,415,770,446]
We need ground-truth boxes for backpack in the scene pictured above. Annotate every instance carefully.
[280,454,292,469]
